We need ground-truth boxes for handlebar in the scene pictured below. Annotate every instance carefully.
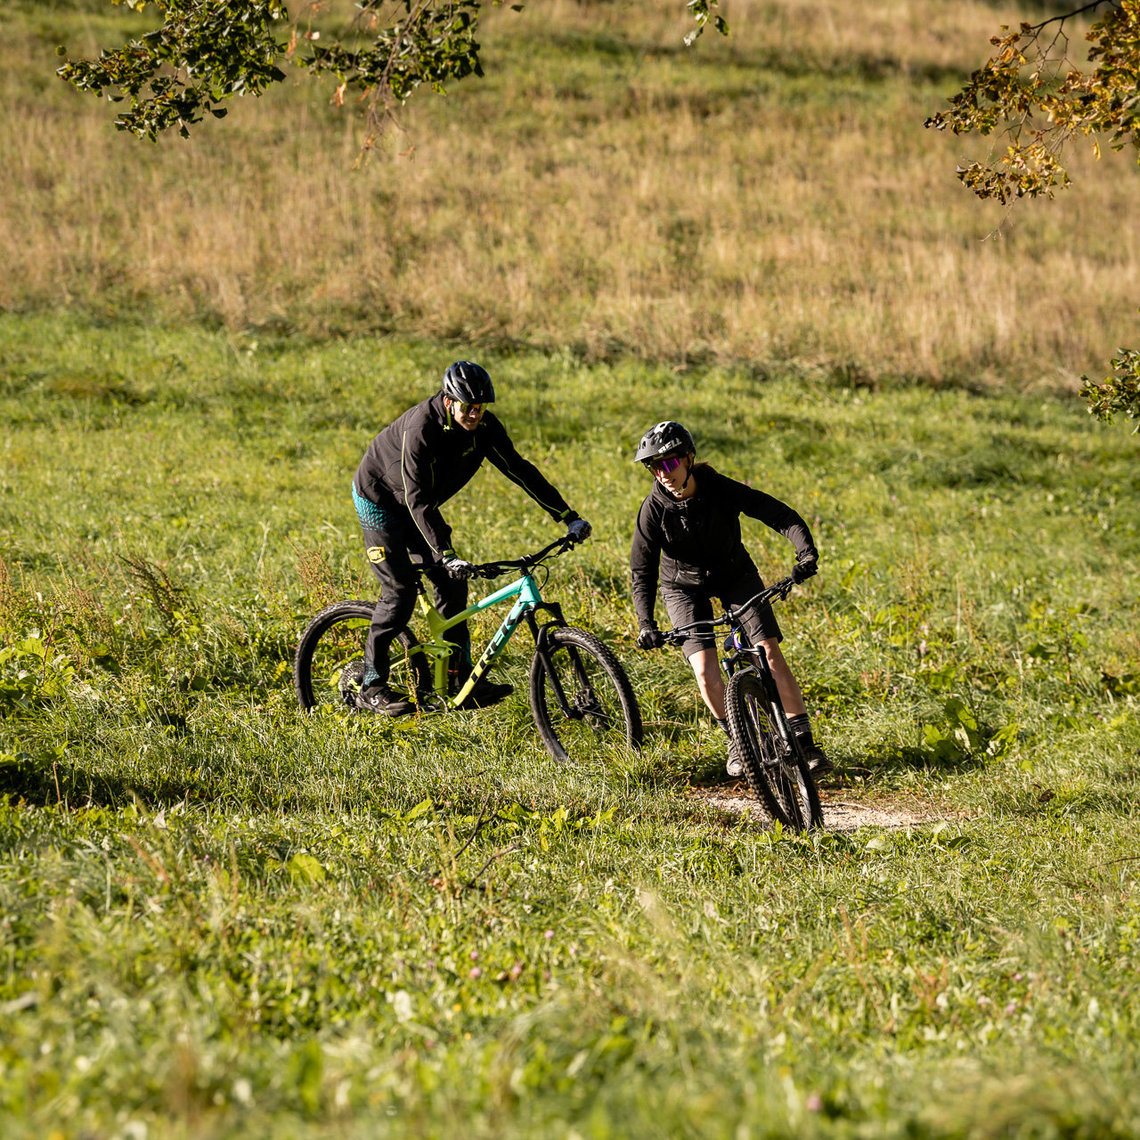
[660,575,797,644]
[435,534,581,581]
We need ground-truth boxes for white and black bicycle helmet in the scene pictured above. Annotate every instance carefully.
[442,361,495,404]
[634,420,695,465]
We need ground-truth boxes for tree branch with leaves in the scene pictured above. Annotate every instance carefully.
[926,0,1140,425]
[57,0,726,144]
[1081,350,1140,431]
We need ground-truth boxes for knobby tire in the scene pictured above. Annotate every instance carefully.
[725,671,822,831]
[294,600,428,712]
[783,722,824,830]
[528,625,643,763]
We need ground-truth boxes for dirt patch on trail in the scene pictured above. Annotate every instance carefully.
[689,782,939,833]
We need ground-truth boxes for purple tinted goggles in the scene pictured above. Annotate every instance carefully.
[646,454,685,474]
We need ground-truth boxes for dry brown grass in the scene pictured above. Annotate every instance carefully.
[2,0,1136,386]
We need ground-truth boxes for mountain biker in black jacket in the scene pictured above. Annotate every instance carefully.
[629,420,829,778]
[352,361,591,715]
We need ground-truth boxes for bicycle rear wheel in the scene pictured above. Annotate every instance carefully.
[528,626,643,763]
[725,671,822,830]
[294,600,429,712]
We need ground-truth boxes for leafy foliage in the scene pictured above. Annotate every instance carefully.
[0,635,77,716]
[58,0,292,140]
[57,0,726,141]
[927,2,1140,431]
[926,1,1140,205]
[683,0,728,47]
[1081,348,1140,431]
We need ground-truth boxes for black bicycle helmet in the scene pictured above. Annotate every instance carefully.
[442,361,495,404]
[634,421,695,465]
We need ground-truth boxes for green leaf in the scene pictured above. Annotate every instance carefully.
[287,852,326,885]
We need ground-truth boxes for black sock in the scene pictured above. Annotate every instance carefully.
[715,717,731,738]
[787,713,814,746]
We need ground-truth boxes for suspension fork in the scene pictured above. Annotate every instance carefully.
[750,653,796,755]
[719,617,752,681]
[527,604,582,717]
[726,624,795,759]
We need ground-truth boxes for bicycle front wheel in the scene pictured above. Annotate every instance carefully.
[725,671,822,830]
[528,626,643,763]
[784,728,824,830]
[294,600,429,712]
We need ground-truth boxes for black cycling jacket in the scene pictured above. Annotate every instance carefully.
[629,465,817,628]
[354,392,578,557]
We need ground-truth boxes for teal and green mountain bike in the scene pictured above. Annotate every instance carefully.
[294,535,643,763]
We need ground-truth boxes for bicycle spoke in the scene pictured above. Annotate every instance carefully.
[294,601,428,712]
[529,626,642,763]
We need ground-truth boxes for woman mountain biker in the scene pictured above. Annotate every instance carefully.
[629,421,830,779]
[352,361,591,716]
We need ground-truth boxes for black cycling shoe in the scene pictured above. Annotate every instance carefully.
[463,677,514,708]
[802,745,833,778]
[449,668,514,704]
[725,740,744,779]
[355,684,416,717]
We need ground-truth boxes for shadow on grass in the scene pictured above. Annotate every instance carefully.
[0,756,217,811]
[825,740,991,784]
[1004,782,1140,821]
[541,29,972,90]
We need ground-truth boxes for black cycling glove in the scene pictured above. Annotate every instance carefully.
[792,558,818,584]
[637,627,665,650]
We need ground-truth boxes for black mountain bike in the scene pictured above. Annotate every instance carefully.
[663,576,823,831]
[294,535,643,764]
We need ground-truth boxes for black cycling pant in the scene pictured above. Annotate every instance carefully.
[660,566,782,661]
[354,486,468,688]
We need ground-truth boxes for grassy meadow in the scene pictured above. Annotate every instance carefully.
[3,0,1139,383]
[3,0,1140,1137]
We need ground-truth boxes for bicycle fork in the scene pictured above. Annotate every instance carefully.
[724,631,795,766]
[529,606,600,721]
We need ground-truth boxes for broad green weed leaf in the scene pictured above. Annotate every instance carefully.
[287,852,326,885]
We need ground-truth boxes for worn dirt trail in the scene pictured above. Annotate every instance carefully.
[690,784,939,833]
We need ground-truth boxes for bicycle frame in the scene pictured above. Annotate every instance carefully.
[414,569,566,709]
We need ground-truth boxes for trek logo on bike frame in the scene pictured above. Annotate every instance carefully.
[466,604,525,688]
